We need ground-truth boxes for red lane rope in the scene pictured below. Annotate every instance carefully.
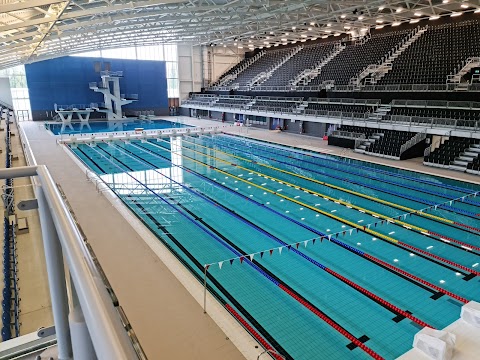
[324,268,433,329]
[364,254,469,303]
[279,285,385,360]
[454,222,480,233]
[399,242,480,276]
[428,231,480,252]
[225,304,285,360]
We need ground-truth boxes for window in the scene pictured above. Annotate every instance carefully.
[71,44,179,99]
[0,65,32,120]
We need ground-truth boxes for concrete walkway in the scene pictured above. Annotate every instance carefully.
[21,121,249,360]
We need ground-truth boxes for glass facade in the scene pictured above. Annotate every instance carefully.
[72,44,179,97]
[0,65,32,120]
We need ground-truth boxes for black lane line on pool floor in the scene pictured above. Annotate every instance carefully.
[171,141,471,277]
[208,135,480,234]
[170,195,381,350]
[132,141,442,296]
[128,197,293,360]
[72,147,293,360]
[347,335,370,350]
[114,139,413,325]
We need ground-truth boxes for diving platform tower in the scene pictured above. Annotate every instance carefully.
[88,71,138,120]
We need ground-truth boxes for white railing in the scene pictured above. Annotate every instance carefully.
[332,83,480,92]
[11,124,144,359]
[350,26,427,86]
[399,131,427,155]
[391,99,480,109]
[447,57,480,83]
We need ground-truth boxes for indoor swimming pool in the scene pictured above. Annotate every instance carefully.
[68,134,480,360]
[46,119,188,135]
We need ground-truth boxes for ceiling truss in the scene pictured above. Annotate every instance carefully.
[0,0,479,69]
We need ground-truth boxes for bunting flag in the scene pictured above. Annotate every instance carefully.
[205,264,210,270]
[249,254,255,261]
[367,224,371,229]
[278,247,283,254]
[349,229,353,235]
[260,251,264,258]
[363,226,366,231]
[381,220,384,225]
[328,234,332,241]
[434,205,438,210]
[461,197,465,202]
[240,256,245,264]
[312,238,316,245]
[295,242,300,249]
[343,230,346,236]
[218,261,223,269]
[449,201,453,206]
[356,229,359,233]
[374,222,377,227]
[304,240,309,248]
[287,245,292,250]
[230,259,234,265]
[269,249,274,256]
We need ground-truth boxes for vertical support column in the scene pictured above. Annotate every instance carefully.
[36,186,72,360]
[112,77,122,118]
[69,276,97,360]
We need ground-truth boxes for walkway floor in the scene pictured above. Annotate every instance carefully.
[21,122,248,360]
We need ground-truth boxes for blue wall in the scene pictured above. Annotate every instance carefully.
[25,56,169,120]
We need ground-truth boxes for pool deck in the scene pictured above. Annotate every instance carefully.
[20,121,252,360]
[21,117,480,359]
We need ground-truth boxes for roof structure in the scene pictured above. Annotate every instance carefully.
[0,0,479,69]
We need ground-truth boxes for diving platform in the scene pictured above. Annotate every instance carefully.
[53,103,95,132]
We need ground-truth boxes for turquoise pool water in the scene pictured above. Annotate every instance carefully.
[69,134,480,360]
[46,119,188,135]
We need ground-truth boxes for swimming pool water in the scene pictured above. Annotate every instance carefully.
[69,134,480,360]
[46,119,189,135]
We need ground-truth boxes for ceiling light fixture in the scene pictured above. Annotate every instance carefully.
[292,26,296,30]
[451,12,462,16]
[410,19,420,23]
[414,12,422,16]
[396,7,402,12]
[358,16,364,20]
[461,3,469,8]
[379,6,385,10]
[327,23,331,27]
[429,15,440,20]
[322,35,328,38]
[392,22,401,26]
[475,8,480,13]
[442,0,449,3]
[376,19,383,23]
[310,22,315,26]
[308,27,312,31]
[341,14,346,18]
[375,25,384,29]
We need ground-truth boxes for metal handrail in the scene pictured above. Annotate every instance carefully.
[0,166,139,359]
[8,120,140,358]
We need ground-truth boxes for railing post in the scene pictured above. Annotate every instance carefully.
[36,185,73,360]
[69,277,97,360]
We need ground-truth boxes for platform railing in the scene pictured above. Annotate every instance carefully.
[8,123,142,359]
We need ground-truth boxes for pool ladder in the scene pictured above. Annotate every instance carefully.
[257,349,286,360]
